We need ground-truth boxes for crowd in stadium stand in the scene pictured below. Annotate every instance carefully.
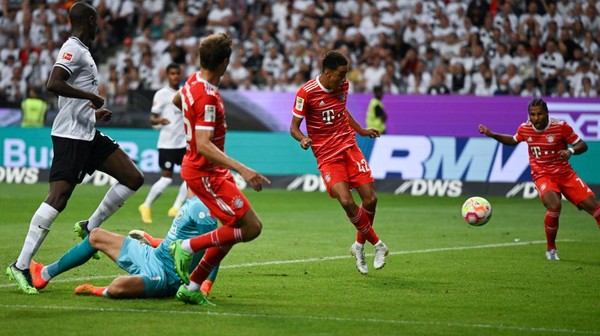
[0,0,599,110]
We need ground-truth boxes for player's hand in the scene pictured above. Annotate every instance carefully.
[239,167,271,192]
[89,94,105,109]
[160,118,170,125]
[558,149,572,160]
[300,137,312,150]
[96,108,112,122]
[478,124,490,136]
[361,128,381,138]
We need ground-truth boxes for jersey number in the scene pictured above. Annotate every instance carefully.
[355,159,370,173]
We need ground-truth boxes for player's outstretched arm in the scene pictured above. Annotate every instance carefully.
[348,110,380,138]
[195,129,270,191]
[478,124,518,146]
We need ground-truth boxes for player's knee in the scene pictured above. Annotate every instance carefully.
[88,228,106,248]
[243,219,262,241]
[362,194,377,209]
[338,196,356,210]
[129,170,144,190]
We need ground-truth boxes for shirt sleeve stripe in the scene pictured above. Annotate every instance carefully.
[195,125,214,131]
[54,63,73,75]
[292,112,304,119]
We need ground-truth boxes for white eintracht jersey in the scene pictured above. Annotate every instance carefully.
[51,37,99,141]
[152,86,186,149]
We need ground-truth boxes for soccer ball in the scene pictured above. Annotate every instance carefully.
[461,196,492,226]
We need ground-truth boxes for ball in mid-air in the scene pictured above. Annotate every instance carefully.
[461,196,492,226]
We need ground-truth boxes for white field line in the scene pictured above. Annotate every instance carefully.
[1,239,596,335]
[0,239,575,288]
[0,303,597,335]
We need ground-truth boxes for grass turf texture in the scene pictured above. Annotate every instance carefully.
[0,183,599,336]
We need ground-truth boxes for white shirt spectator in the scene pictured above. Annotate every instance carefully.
[207,0,234,34]
[536,51,564,79]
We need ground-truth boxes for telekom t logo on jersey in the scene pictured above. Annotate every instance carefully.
[321,109,335,124]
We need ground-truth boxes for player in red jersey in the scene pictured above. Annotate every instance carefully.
[479,98,600,261]
[168,33,270,305]
[290,50,389,274]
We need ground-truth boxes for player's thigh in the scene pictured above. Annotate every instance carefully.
[535,177,562,209]
[108,275,146,298]
[559,173,595,207]
[186,174,251,226]
[88,229,126,261]
[98,147,143,187]
[345,145,374,190]
[318,159,349,198]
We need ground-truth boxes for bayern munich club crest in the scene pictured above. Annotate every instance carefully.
[546,135,555,143]
[337,93,345,101]
[232,196,244,209]
[324,172,331,183]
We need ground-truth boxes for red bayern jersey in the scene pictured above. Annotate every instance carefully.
[180,72,229,179]
[292,77,355,164]
[514,118,581,180]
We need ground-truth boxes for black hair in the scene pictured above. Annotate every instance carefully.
[528,98,548,113]
[321,50,348,72]
[68,2,96,26]
[166,63,181,72]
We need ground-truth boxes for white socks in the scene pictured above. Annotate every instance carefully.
[144,177,172,207]
[87,183,136,230]
[173,181,187,209]
[16,203,59,270]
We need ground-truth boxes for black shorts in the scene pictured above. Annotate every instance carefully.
[158,148,186,171]
[50,130,119,183]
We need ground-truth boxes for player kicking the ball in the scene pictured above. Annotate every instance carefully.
[479,98,600,260]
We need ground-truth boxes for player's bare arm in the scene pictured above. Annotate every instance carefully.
[195,129,270,191]
[348,109,380,138]
[150,113,170,126]
[290,116,312,149]
[478,124,518,146]
[47,66,104,109]
[95,108,112,122]
[559,139,588,160]
[172,90,182,110]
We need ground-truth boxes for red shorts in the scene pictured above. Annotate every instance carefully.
[185,172,251,226]
[318,145,374,198]
[534,170,595,206]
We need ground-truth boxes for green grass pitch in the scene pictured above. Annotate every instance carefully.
[0,183,599,336]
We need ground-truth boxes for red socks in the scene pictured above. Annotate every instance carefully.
[593,205,600,229]
[190,246,231,285]
[349,206,379,245]
[544,209,560,250]
[356,205,375,244]
[189,226,243,252]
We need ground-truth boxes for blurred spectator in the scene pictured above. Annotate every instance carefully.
[206,0,234,34]
[0,8,19,48]
[20,86,47,127]
[0,38,20,64]
[0,66,26,103]
[574,76,597,97]
[22,52,49,93]
[472,62,497,96]
[521,78,543,97]
[536,38,564,95]
[446,62,472,95]
[552,80,571,97]
[427,71,451,95]
[466,0,489,28]
[406,59,431,94]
